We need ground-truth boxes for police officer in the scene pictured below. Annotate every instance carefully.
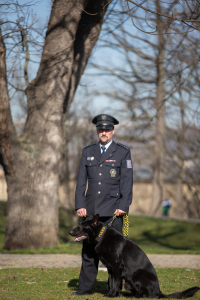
[73,114,133,296]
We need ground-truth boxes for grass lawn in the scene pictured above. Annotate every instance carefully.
[0,268,200,299]
[0,202,200,254]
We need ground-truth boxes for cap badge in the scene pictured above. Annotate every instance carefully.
[102,115,106,120]
[110,169,117,177]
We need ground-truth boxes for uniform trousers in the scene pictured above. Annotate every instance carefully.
[78,216,123,291]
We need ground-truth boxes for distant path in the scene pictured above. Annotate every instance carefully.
[0,254,199,269]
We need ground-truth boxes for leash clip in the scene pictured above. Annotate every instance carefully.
[107,213,117,227]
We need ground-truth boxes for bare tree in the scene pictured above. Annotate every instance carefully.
[0,0,111,250]
[150,0,166,215]
[59,100,96,227]
[87,0,200,217]
[125,0,200,32]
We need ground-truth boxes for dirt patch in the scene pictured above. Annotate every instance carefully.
[0,254,199,269]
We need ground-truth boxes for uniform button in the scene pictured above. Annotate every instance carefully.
[98,182,101,185]
[117,193,118,195]
[98,191,101,194]
[100,164,103,167]
[99,173,102,176]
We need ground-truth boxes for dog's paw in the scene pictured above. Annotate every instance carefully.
[106,291,114,297]
[106,291,121,297]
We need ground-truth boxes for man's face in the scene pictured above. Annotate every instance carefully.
[97,128,115,145]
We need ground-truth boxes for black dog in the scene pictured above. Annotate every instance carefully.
[69,214,200,298]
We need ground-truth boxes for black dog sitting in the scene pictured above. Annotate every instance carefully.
[69,214,200,298]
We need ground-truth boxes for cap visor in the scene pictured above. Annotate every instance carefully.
[96,125,114,130]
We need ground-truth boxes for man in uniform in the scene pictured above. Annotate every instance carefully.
[73,114,133,296]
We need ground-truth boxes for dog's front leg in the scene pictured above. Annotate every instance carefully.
[106,268,113,296]
[106,267,121,297]
[107,271,112,292]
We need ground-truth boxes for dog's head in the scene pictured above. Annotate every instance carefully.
[69,214,100,243]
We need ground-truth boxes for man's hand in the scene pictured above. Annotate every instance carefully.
[77,208,87,217]
[114,209,126,216]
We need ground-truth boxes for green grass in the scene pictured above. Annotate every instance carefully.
[128,215,200,254]
[0,202,200,254]
[0,268,200,299]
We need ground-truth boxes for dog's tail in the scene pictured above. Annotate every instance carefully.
[159,286,200,299]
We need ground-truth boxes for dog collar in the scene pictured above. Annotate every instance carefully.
[95,215,117,243]
[95,225,107,243]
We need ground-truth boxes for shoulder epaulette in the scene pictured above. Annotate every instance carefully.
[84,143,96,149]
[117,142,129,150]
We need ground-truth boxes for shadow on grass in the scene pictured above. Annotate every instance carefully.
[68,278,79,290]
[59,237,70,243]
[128,216,198,252]
[141,227,190,250]
[68,279,107,295]
[68,279,133,297]
[132,226,193,251]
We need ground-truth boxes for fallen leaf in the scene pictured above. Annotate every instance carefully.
[183,277,196,280]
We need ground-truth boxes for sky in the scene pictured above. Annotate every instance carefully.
[6,0,124,121]
[3,0,200,128]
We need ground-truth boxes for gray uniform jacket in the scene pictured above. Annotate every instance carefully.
[75,141,133,217]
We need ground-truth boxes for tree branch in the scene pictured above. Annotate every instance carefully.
[126,0,200,30]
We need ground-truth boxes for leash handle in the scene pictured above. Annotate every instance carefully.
[123,213,129,237]
[107,213,129,238]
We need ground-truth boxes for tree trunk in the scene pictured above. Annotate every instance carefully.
[176,92,184,218]
[150,0,166,216]
[1,0,110,250]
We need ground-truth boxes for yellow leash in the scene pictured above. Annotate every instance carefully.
[98,213,129,239]
[123,213,129,237]
[112,213,129,238]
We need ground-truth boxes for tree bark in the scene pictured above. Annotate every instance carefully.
[1,0,110,250]
[150,0,166,216]
[176,91,184,218]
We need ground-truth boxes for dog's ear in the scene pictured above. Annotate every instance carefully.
[90,214,99,227]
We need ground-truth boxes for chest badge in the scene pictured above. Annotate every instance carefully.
[110,169,117,177]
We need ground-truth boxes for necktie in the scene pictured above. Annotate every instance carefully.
[101,146,106,156]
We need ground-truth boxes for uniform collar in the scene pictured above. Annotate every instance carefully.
[99,140,116,163]
[93,140,117,162]
[99,140,113,152]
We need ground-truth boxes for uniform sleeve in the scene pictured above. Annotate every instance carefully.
[75,149,87,211]
[118,149,133,212]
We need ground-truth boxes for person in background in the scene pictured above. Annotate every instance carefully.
[162,197,171,217]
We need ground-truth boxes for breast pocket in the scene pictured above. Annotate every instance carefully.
[105,162,120,179]
[110,190,120,198]
[86,162,97,178]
